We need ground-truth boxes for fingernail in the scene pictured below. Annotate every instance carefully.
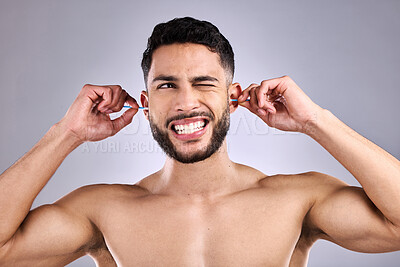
[267,109,274,113]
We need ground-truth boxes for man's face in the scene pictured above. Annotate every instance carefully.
[143,43,233,164]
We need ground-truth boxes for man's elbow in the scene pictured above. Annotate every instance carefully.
[385,217,400,247]
[0,240,11,265]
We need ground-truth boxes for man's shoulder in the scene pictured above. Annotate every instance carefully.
[234,163,344,192]
[74,182,149,195]
[257,171,348,194]
[256,171,350,226]
[55,182,150,210]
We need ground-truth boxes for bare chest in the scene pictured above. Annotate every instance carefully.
[95,192,310,266]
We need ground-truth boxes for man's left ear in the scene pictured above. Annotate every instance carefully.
[140,90,149,120]
[228,82,242,113]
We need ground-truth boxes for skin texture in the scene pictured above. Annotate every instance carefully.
[1,43,400,267]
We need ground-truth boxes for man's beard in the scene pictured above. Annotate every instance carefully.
[149,102,230,164]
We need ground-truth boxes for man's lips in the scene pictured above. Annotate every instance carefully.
[169,116,210,141]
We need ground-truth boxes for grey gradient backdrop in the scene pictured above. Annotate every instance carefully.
[1,0,399,266]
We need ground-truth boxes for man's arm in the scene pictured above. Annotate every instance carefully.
[303,108,400,252]
[0,84,138,265]
[238,76,400,251]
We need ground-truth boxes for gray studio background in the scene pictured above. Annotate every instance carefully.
[1,0,399,266]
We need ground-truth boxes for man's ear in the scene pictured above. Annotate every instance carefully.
[140,90,149,120]
[228,82,242,113]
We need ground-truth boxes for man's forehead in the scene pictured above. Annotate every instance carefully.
[148,43,225,81]
[152,43,219,60]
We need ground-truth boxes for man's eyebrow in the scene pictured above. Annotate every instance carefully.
[152,75,178,83]
[152,75,219,83]
[191,76,219,83]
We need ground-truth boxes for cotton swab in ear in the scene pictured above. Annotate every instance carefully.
[123,105,148,110]
[231,99,250,102]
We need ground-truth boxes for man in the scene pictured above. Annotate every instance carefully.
[0,16,399,267]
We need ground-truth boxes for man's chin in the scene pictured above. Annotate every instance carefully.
[167,141,211,164]
[171,149,214,164]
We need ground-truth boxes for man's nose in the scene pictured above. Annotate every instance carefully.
[174,87,200,112]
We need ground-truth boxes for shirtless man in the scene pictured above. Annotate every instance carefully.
[1,17,400,267]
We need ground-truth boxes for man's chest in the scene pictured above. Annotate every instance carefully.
[94,191,310,266]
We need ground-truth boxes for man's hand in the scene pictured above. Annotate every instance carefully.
[59,84,139,142]
[238,76,323,133]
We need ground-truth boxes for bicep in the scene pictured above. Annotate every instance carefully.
[307,172,400,253]
[0,203,98,266]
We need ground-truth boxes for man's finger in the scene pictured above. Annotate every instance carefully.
[255,86,276,113]
[238,83,258,102]
[108,89,128,112]
[261,75,306,106]
[238,98,251,110]
[260,76,288,96]
[249,87,259,110]
[83,85,112,104]
[110,108,138,135]
[125,94,139,109]
[107,87,123,111]
[83,85,116,113]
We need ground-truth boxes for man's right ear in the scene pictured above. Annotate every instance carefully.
[228,82,242,114]
[140,90,149,120]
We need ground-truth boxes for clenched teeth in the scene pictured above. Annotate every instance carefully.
[174,121,205,135]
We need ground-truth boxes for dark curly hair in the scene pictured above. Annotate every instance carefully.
[141,17,235,86]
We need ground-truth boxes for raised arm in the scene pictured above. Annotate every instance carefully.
[0,84,138,265]
[238,76,400,251]
[303,108,400,251]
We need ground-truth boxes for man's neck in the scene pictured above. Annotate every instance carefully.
[146,141,248,200]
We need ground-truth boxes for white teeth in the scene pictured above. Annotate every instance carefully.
[174,120,206,135]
